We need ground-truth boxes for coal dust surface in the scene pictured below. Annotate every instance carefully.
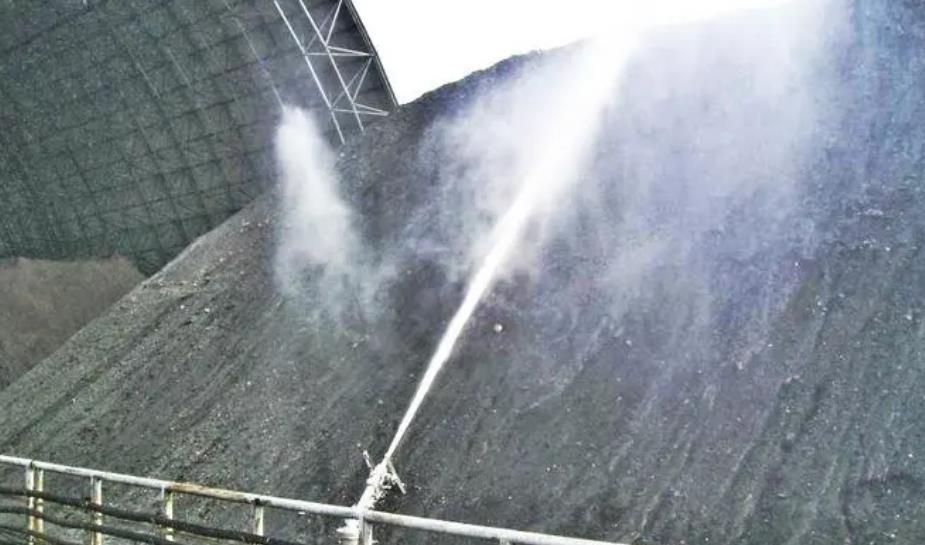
[2,3,925,545]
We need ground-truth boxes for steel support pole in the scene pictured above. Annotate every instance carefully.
[252,503,264,537]
[160,489,175,542]
[90,477,103,545]
[24,467,35,545]
[34,470,44,536]
[0,455,627,545]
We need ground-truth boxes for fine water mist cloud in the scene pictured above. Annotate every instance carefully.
[564,0,849,373]
[608,5,838,269]
[270,0,845,373]
[388,0,847,407]
[273,106,375,320]
[380,35,644,462]
[403,0,843,296]
[407,36,639,285]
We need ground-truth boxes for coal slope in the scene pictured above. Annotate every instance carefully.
[2,3,925,545]
[0,257,143,389]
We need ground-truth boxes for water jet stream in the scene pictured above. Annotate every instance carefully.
[353,33,642,516]
[384,34,638,465]
[373,4,807,475]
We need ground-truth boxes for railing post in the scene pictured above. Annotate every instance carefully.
[90,477,103,545]
[359,519,373,545]
[252,502,265,536]
[24,466,35,545]
[1,455,627,545]
[160,489,175,542]
[336,520,359,545]
[34,469,44,536]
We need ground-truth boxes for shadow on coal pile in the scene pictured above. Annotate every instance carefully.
[0,256,143,390]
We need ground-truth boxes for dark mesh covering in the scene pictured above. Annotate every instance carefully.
[0,0,395,274]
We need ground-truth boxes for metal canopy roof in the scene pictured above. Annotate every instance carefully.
[0,0,396,274]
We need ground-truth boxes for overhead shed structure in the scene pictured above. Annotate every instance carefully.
[0,0,396,274]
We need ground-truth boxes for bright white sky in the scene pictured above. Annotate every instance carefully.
[352,0,796,104]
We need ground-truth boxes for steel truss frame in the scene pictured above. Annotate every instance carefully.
[272,0,395,145]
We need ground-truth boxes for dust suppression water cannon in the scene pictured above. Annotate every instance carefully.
[336,452,405,545]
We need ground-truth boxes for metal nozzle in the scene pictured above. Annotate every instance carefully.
[356,452,405,510]
[336,452,406,545]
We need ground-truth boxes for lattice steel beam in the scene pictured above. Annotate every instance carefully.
[272,0,394,144]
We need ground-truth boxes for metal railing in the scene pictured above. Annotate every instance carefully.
[0,455,625,545]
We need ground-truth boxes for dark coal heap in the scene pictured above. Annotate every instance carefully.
[2,2,925,544]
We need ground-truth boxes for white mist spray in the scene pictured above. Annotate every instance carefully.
[349,1,818,519]
[274,105,377,320]
[383,33,640,462]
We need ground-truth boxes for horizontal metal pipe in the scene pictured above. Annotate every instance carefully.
[0,537,34,545]
[0,523,84,545]
[358,510,628,545]
[0,487,301,545]
[0,506,182,545]
[0,456,625,545]
[0,456,352,518]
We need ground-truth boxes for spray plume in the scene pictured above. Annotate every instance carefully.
[269,0,831,519]
[380,0,827,482]
[384,33,640,462]
[274,105,376,320]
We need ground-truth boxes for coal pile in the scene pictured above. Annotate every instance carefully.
[2,2,925,545]
[0,256,142,389]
